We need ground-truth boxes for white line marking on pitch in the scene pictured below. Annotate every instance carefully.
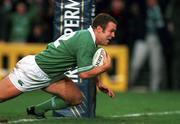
[6,117,62,124]
[6,118,44,124]
[109,110,180,118]
[4,110,180,124]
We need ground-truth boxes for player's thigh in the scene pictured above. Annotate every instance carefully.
[0,76,22,101]
[44,77,82,103]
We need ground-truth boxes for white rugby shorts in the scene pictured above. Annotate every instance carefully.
[8,55,51,92]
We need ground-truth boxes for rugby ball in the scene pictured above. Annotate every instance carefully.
[92,48,106,66]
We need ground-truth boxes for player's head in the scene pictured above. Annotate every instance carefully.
[92,13,117,45]
[92,13,117,32]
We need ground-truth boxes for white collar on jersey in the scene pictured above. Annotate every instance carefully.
[88,26,96,45]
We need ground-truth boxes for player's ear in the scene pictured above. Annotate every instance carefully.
[96,26,103,33]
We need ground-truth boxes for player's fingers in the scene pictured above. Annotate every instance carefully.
[103,53,111,67]
[107,89,115,98]
[110,92,115,98]
[102,52,107,61]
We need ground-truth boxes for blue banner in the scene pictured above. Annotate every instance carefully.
[53,0,94,39]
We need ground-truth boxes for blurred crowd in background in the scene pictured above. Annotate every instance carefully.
[0,0,54,43]
[0,0,180,91]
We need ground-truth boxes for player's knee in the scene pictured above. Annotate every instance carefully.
[68,92,83,106]
[74,92,83,105]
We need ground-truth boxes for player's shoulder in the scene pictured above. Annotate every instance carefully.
[76,29,93,42]
[77,29,90,36]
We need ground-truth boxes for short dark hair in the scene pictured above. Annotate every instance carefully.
[92,13,117,30]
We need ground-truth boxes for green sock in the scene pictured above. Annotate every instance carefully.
[34,96,69,114]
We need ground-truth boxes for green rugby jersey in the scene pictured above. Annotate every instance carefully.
[35,27,98,82]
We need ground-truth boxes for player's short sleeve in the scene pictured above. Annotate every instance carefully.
[76,44,96,72]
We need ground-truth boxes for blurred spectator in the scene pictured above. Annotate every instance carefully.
[34,0,54,42]
[127,1,146,52]
[128,1,146,89]
[107,0,129,45]
[0,0,12,41]
[95,0,110,15]
[0,0,54,43]
[163,0,179,89]
[3,0,13,12]
[8,1,38,42]
[26,0,54,43]
[129,0,166,92]
[27,21,48,43]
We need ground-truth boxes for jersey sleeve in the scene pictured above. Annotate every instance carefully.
[76,45,95,72]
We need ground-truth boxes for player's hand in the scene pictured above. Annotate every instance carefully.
[102,52,112,70]
[97,82,115,98]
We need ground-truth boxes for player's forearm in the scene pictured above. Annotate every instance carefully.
[79,66,107,79]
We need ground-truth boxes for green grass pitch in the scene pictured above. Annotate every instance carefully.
[0,90,180,124]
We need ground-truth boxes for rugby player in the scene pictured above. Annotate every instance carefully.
[0,13,117,119]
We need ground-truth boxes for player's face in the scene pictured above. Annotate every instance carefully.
[98,22,117,45]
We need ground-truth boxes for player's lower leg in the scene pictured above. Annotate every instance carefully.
[27,77,83,118]
[28,96,69,116]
